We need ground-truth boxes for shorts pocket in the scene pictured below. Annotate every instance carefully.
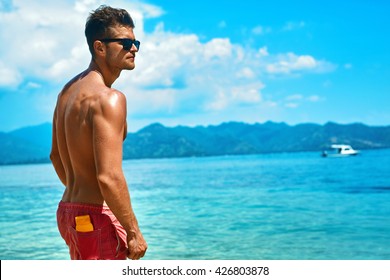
[113,229,128,259]
[98,224,127,260]
[69,226,101,260]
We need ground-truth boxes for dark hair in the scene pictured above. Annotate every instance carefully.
[85,5,135,57]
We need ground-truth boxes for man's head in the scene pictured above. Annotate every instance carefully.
[85,5,135,58]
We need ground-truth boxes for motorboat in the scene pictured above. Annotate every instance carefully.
[322,144,359,157]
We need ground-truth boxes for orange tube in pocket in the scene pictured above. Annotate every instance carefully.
[75,215,94,232]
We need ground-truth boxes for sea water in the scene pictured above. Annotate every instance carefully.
[1,149,390,260]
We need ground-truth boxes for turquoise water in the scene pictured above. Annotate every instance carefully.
[1,149,390,260]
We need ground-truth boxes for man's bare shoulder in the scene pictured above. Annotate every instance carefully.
[91,87,127,119]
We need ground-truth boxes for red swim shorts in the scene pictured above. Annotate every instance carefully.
[57,201,128,260]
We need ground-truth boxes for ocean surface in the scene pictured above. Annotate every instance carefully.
[1,149,390,260]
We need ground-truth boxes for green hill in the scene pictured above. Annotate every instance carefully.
[1,121,390,165]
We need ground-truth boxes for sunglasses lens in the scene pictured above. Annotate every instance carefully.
[123,40,140,51]
[123,41,132,50]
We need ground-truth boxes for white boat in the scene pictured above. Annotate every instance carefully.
[322,144,359,157]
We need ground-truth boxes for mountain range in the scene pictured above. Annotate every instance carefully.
[1,121,390,165]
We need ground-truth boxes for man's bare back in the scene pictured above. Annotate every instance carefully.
[52,70,127,205]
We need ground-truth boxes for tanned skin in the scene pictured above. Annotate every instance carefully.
[50,25,147,260]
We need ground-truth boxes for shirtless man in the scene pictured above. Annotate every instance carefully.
[50,5,147,260]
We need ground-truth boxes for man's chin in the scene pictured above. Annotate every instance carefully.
[124,64,135,70]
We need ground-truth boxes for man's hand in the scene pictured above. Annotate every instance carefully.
[127,231,148,260]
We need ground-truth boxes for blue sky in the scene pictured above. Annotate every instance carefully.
[0,0,389,132]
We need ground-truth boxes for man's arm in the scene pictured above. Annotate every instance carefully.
[50,107,67,186]
[92,90,147,260]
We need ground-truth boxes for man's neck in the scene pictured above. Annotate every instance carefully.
[88,60,121,88]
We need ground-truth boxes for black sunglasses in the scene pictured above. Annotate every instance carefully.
[100,38,140,51]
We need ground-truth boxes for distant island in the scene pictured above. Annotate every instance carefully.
[1,121,390,165]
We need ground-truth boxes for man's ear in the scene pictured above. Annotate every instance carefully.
[93,40,105,57]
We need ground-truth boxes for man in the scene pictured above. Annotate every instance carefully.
[50,5,147,260]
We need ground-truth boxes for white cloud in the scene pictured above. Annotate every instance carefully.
[266,52,334,74]
[236,67,255,79]
[285,94,303,101]
[282,94,323,109]
[0,0,164,85]
[252,25,271,35]
[283,21,305,31]
[232,84,263,104]
[258,46,269,57]
[0,0,86,83]
[0,61,21,87]
[307,95,321,102]
[251,25,272,35]
[283,94,302,108]
[203,38,232,60]
[47,45,90,81]
[206,82,264,110]
[74,0,98,13]
[26,82,42,89]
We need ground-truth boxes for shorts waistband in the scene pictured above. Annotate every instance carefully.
[58,201,111,214]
